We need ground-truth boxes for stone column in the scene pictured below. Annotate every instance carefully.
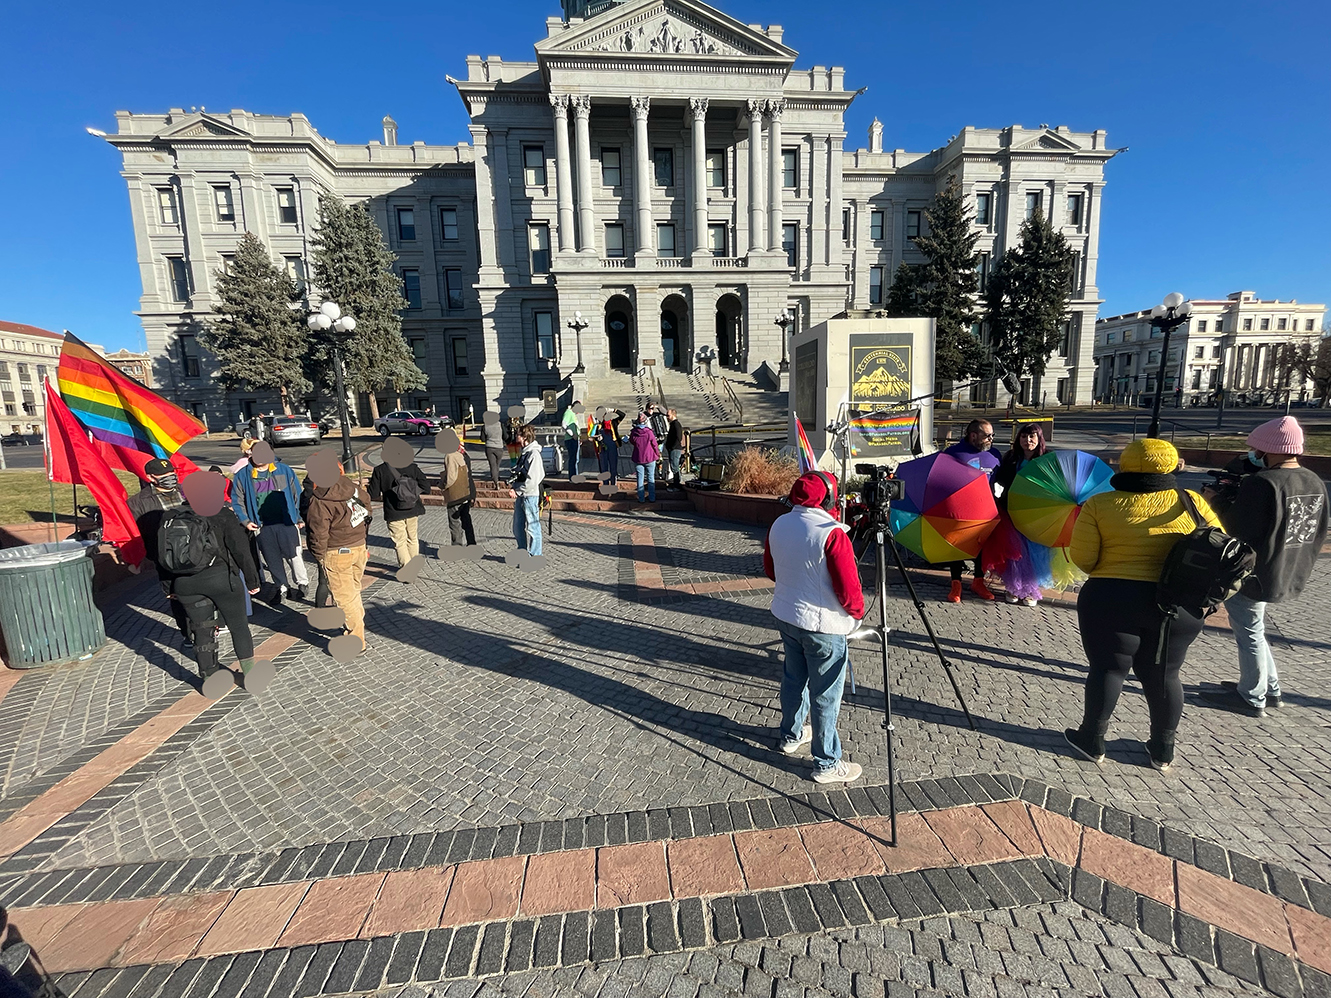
[689,98,709,258]
[174,174,207,303]
[469,125,500,273]
[746,99,766,253]
[631,96,653,256]
[549,94,575,254]
[767,99,785,257]
[572,95,596,255]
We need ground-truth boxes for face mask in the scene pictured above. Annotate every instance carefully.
[1247,450,1262,467]
[153,472,179,491]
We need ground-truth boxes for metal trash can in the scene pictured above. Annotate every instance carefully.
[0,541,107,668]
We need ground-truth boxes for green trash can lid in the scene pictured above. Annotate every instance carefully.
[0,540,95,569]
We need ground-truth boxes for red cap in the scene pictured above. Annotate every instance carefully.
[788,471,838,509]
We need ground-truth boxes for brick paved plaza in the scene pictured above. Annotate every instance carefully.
[1,501,1329,998]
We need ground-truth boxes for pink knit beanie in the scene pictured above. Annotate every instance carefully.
[1246,416,1304,455]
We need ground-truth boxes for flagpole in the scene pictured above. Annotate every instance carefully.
[72,482,79,537]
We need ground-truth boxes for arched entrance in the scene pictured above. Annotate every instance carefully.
[660,294,689,370]
[715,294,743,369]
[604,295,633,370]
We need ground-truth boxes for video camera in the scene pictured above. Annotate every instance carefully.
[856,463,906,509]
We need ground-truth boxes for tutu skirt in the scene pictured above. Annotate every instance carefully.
[982,512,1083,600]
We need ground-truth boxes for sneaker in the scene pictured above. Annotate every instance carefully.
[1063,727,1105,764]
[1221,680,1281,708]
[201,668,235,699]
[945,581,963,603]
[1021,597,1039,607]
[1198,687,1265,717]
[1004,594,1020,604]
[812,760,863,784]
[271,587,284,608]
[780,723,813,755]
[240,659,277,695]
[970,578,997,601]
[1146,738,1175,773]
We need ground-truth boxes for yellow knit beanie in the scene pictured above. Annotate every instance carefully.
[1118,438,1178,474]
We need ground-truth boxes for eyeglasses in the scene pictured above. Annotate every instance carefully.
[975,432,994,440]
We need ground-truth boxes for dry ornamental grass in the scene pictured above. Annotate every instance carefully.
[720,446,800,496]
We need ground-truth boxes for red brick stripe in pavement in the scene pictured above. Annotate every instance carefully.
[8,799,1331,975]
[0,667,23,704]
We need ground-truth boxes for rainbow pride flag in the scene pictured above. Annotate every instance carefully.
[57,332,205,478]
[792,412,818,473]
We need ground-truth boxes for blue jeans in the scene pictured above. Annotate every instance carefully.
[1226,592,1279,706]
[565,438,580,479]
[635,462,656,502]
[776,618,850,772]
[513,495,543,556]
[599,441,619,481]
[668,448,683,485]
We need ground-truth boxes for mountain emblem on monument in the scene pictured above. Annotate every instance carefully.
[852,366,911,398]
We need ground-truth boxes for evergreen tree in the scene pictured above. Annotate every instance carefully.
[881,178,984,381]
[983,210,1075,385]
[913,177,984,380]
[201,232,309,413]
[310,194,425,420]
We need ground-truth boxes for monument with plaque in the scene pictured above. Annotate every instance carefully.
[790,316,936,470]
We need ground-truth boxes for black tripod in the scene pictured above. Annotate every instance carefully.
[849,505,977,846]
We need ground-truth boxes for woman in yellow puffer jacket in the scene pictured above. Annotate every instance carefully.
[1065,438,1221,772]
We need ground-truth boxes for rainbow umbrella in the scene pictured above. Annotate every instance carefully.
[887,453,999,562]
[1007,450,1115,548]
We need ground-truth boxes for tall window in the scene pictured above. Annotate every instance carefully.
[1066,193,1084,226]
[975,192,992,226]
[276,188,298,224]
[401,269,422,309]
[870,210,884,241]
[1191,369,1203,390]
[397,207,415,241]
[523,146,546,187]
[157,188,177,225]
[1214,318,1224,332]
[1068,252,1082,296]
[1196,320,1207,332]
[601,148,621,187]
[1307,319,1316,331]
[179,334,201,379]
[440,207,459,241]
[1058,321,1073,357]
[906,210,921,240]
[535,311,556,359]
[653,148,674,187]
[1024,191,1042,220]
[842,208,851,243]
[444,269,464,311]
[1277,317,1287,330]
[706,150,726,188]
[452,336,469,376]
[1194,346,1205,359]
[409,338,427,364]
[604,223,625,258]
[976,252,990,293]
[167,257,190,302]
[1259,318,1270,330]
[782,149,798,190]
[656,223,677,258]
[708,224,728,257]
[869,266,884,305]
[284,256,306,290]
[213,185,235,222]
[1243,318,1253,330]
[529,223,551,275]
[782,223,798,268]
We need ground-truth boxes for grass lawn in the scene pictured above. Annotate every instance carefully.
[1176,434,1331,456]
[0,470,141,526]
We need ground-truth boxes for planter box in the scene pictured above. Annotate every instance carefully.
[687,488,786,526]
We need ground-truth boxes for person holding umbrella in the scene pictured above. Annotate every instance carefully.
[1065,438,1222,772]
[941,420,1002,602]
[987,424,1050,606]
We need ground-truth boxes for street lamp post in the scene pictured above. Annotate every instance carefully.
[775,311,793,373]
[308,301,357,467]
[1146,292,1193,439]
[567,311,588,374]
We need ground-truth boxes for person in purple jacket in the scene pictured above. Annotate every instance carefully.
[942,419,1003,602]
[630,412,661,503]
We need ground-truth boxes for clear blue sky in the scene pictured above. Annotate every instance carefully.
[2,0,1326,352]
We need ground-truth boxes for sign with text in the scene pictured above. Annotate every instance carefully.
[848,408,921,457]
[849,333,913,406]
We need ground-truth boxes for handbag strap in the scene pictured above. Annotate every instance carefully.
[1175,486,1201,531]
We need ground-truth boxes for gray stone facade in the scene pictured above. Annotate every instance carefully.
[104,0,1118,425]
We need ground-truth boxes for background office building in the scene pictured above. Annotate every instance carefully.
[104,0,1117,426]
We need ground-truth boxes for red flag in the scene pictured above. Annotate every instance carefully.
[43,379,146,566]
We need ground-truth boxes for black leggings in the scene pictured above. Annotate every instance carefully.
[174,566,255,677]
[1076,577,1204,741]
[949,559,982,581]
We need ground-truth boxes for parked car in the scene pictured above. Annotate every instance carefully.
[373,410,452,436]
[1,432,35,446]
[233,415,322,445]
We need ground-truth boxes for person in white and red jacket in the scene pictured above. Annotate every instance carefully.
[762,471,866,784]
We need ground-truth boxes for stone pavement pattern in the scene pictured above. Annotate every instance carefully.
[0,501,1329,996]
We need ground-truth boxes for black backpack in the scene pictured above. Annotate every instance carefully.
[157,508,222,575]
[387,465,422,511]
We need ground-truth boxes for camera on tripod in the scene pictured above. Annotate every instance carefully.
[855,463,905,508]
